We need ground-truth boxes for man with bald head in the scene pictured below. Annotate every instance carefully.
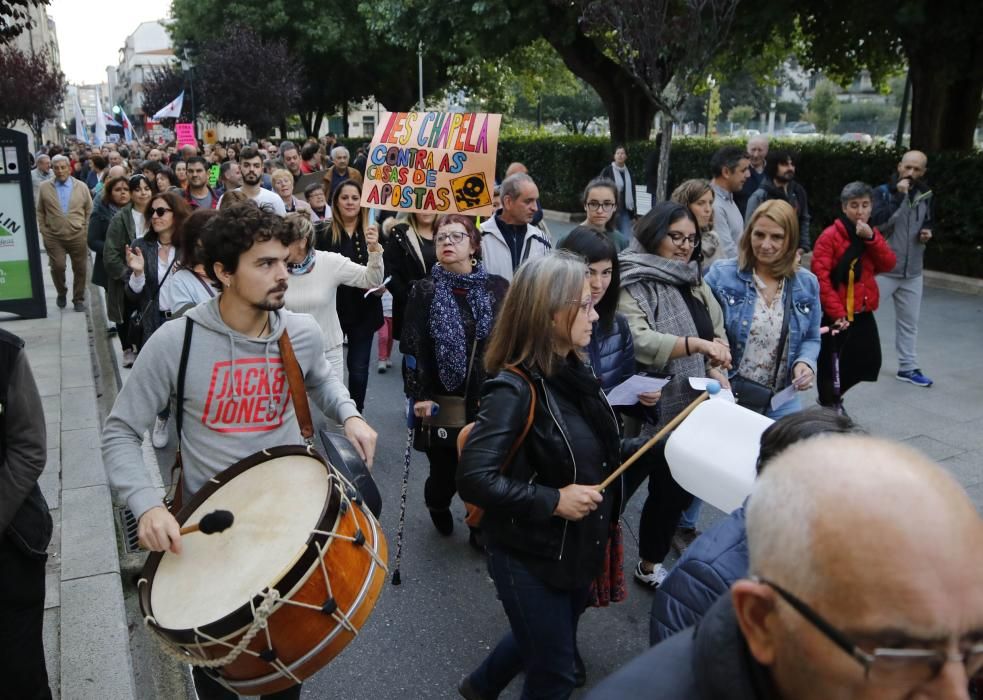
[589,435,983,699]
[871,150,934,388]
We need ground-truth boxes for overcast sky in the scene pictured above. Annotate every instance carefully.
[49,0,173,85]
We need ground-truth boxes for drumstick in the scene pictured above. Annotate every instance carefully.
[596,381,721,492]
[179,509,234,536]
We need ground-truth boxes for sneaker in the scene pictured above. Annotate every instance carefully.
[386,359,393,368]
[633,561,669,589]
[671,527,701,554]
[122,349,136,368]
[73,301,86,312]
[56,294,66,309]
[151,416,169,449]
[897,369,933,387]
[377,360,387,374]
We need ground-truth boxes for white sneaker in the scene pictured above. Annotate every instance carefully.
[152,416,169,449]
[377,360,387,374]
[634,561,669,589]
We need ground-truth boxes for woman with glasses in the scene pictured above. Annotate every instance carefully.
[320,180,383,412]
[400,214,508,545]
[670,179,724,272]
[574,177,628,252]
[282,213,383,381]
[124,191,191,448]
[382,211,439,345]
[704,199,822,419]
[104,174,155,367]
[619,201,731,589]
[457,252,624,700]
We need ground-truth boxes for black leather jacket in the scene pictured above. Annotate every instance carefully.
[457,366,623,586]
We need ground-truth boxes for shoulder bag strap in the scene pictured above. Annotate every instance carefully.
[498,366,537,474]
[175,317,194,448]
[770,280,795,389]
[278,326,315,444]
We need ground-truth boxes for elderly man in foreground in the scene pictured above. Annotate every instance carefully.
[589,434,983,699]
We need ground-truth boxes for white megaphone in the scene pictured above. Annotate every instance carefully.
[665,393,774,513]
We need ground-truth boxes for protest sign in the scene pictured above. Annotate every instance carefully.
[204,128,218,145]
[176,122,197,148]
[360,112,501,217]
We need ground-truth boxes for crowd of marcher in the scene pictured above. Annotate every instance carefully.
[8,129,973,700]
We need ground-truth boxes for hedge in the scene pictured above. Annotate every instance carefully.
[497,136,983,278]
[341,134,982,277]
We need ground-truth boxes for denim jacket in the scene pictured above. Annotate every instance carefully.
[704,259,822,383]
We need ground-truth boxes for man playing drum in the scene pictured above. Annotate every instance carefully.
[102,203,378,700]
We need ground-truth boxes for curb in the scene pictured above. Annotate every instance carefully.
[542,209,582,222]
[923,270,983,296]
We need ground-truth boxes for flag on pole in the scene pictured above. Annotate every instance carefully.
[118,106,134,142]
[102,111,122,128]
[151,90,185,120]
[94,88,107,145]
[73,95,88,143]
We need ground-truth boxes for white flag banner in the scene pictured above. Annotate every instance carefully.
[94,88,107,145]
[73,96,88,143]
[152,90,185,121]
[102,111,122,127]
[118,106,134,142]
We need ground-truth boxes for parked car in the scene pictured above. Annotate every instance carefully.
[839,132,874,145]
[782,121,819,137]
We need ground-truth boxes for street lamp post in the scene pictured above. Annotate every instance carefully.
[417,42,424,111]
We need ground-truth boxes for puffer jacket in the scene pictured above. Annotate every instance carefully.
[586,314,636,391]
[457,367,623,588]
[650,504,748,644]
[811,218,896,320]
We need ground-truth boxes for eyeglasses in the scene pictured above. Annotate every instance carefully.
[586,201,617,211]
[569,297,594,314]
[667,231,698,247]
[150,207,172,218]
[435,230,467,245]
[755,577,983,687]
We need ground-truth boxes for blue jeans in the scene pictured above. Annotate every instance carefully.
[343,325,374,412]
[468,547,589,699]
[678,497,702,530]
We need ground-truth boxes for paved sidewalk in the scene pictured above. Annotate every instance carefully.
[0,259,136,700]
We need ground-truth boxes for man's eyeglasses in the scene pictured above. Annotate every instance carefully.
[667,231,698,247]
[755,577,983,687]
[586,201,617,211]
[150,207,173,218]
[435,230,467,245]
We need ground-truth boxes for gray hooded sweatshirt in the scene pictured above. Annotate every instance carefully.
[102,297,360,521]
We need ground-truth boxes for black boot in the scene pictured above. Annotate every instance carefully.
[428,508,454,536]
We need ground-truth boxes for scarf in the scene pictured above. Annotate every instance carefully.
[549,355,622,471]
[611,162,635,211]
[830,216,865,322]
[620,240,713,428]
[429,262,494,392]
[288,245,316,276]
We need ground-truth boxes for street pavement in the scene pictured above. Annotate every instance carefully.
[4,217,981,699]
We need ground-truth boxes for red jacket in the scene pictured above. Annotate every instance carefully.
[811,218,896,319]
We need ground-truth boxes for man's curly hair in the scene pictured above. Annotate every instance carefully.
[201,204,293,288]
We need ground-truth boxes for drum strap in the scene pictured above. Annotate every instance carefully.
[168,317,195,513]
[278,328,315,444]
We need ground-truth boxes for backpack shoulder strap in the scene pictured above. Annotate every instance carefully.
[175,317,194,447]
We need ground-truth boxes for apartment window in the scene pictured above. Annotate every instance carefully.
[362,115,375,137]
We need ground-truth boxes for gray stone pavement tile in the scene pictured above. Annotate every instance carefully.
[41,394,60,422]
[963,481,983,516]
[60,321,89,358]
[43,607,60,700]
[60,574,135,700]
[34,370,62,398]
[38,459,60,509]
[899,435,968,462]
[931,417,983,454]
[60,386,98,430]
[46,421,59,450]
[61,428,107,490]
[45,571,60,610]
[60,353,93,389]
[61,485,119,581]
[939,450,983,490]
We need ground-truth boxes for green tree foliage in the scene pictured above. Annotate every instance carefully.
[776,100,805,123]
[0,45,65,143]
[705,85,722,136]
[807,81,841,133]
[727,105,757,127]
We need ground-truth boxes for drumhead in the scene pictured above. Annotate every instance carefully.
[150,454,331,630]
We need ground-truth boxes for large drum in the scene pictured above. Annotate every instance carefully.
[138,445,388,695]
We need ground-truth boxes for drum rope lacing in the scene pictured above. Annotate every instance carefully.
[144,458,387,681]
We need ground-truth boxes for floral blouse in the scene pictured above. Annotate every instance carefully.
[737,274,789,390]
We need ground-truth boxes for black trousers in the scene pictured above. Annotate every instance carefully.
[424,444,460,511]
[0,536,52,700]
[191,667,301,700]
[622,438,693,565]
[817,311,882,405]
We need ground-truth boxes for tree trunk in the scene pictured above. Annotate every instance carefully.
[312,110,324,136]
[280,117,289,141]
[908,61,983,152]
[656,118,673,202]
[341,102,350,138]
[542,27,657,144]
